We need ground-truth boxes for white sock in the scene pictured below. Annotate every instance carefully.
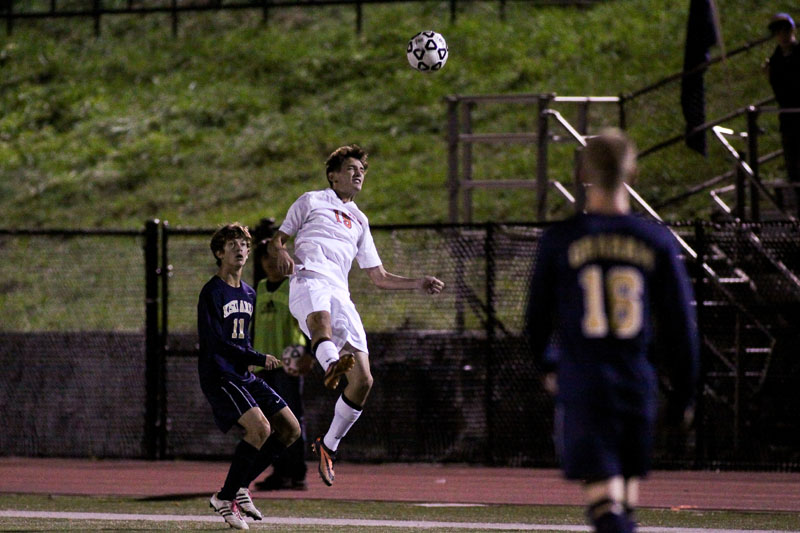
[315,340,339,371]
[323,395,362,452]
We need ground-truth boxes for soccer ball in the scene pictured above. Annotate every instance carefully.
[281,344,313,376]
[406,31,448,73]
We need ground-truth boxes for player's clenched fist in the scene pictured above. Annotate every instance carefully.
[421,276,445,295]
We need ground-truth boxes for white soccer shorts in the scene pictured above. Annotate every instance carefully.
[289,271,369,354]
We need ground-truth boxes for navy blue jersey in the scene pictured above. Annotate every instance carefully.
[525,214,699,412]
[197,276,267,384]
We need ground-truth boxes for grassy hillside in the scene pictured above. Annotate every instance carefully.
[0,0,795,228]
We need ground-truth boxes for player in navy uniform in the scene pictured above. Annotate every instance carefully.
[525,129,699,533]
[198,223,300,530]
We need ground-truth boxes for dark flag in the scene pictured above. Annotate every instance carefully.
[681,0,718,155]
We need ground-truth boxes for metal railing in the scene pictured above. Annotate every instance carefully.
[710,123,793,223]
[514,113,788,446]
[445,93,623,223]
[623,35,773,158]
[0,0,605,35]
[706,119,800,303]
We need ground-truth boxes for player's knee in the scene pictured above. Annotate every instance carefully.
[245,421,271,449]
[285,419,301,445]
[352,371,373,396]
[307,311,332,338]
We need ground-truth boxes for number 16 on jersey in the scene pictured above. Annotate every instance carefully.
[578,265,644,339]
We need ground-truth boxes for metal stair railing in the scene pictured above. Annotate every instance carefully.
[711,124,796,222]
[445,93,623,223]
[655,149,783,211]
[709,125,800,302]
[543,110,778,395]
[543,108,702,264]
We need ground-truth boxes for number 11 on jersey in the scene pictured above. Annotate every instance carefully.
[231,318,246,339]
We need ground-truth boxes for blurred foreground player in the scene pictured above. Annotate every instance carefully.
[268,144,445,486]
[198,223,300,529]
[525,129,699,533]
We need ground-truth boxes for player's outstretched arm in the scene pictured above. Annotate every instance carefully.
[365,265,445,294]
[267,230,295,277]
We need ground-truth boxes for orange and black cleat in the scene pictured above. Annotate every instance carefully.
[312,437,337,486]
[323,353,355,389]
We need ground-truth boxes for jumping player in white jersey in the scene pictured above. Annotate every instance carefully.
[267,144,445,486]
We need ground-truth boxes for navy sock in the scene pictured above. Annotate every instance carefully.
[587,499,634,533]
[625,504,636,526]
[243,435,287,488]
[219,440,259,501]
[593,511,634,533]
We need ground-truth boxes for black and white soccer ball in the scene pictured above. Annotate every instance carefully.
[406,31,448,73]
[281,344,313,376]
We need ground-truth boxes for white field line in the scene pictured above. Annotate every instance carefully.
[0,510,796,533]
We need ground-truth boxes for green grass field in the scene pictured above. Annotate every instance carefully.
[1,0,797,230]
[1,493,799,531]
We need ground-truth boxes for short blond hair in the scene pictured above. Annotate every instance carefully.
[580,128,637,190]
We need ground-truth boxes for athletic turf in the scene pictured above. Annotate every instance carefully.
[1,494,798,532]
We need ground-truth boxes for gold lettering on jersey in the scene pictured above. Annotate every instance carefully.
[568,234,655,271]
[223,300,253,318]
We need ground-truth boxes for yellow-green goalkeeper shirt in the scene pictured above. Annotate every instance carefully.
[252,278,305,364]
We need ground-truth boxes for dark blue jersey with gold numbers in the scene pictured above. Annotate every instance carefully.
[197,276,267,384]
[525,214,699,412]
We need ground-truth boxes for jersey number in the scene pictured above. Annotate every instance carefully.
[333,209,353,229]
[578,265,643,338]
[231,318,246,339]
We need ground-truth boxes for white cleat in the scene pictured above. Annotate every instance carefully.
[209,492,249,530]
[235,487,263,520]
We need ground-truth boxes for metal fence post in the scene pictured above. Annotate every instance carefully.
[747,106,760,222]
[484,222,496,464]
[171,0,178,37]
[573,101,588,213]
[447,97,460,223]
[618,93,627,130]
[158,221,171,458]
[92,0,101,36]
[692,220,707,468]
[4,0,13,35]
[735,151,746,220]
[462,102,474,223]
[536,94,553,221]
[144,219,161,459]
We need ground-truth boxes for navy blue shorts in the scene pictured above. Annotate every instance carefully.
[201,376,287,433]
[554,400,654,481]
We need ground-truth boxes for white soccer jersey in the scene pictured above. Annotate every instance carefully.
[279,188,382,290]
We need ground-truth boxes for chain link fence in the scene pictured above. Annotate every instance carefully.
[1,221,798,468]
[0,229,147,457]
[1,0,607,36]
